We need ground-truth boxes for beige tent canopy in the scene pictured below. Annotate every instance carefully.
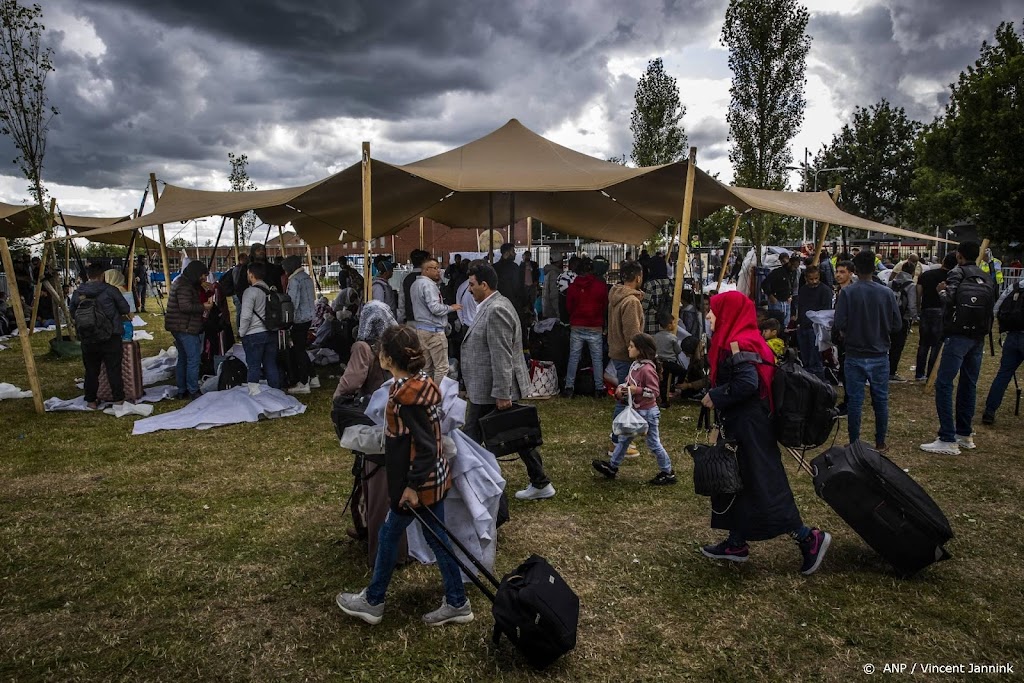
[0,200,160,248]
[73,119,949,247]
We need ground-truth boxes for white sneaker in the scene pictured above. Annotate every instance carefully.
[309,376,321,388]
[919,438,960,455]
[287,383,311,395]
[515,483,556,501]
[247,382,262,396]
[956,434,976,450]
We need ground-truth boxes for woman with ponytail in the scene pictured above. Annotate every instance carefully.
[336,326,473,626]
[698,291,832,575]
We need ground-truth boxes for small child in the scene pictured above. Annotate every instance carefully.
[654,311,684,407]
[760,317,785,362]
[592,333,677,485]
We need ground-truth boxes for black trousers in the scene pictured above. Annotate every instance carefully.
[83,336,124,403]
[287,322,312,385]
[464,401,551,488]
[916,308,943,380]
[889,319,910,376]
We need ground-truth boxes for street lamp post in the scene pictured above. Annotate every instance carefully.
[811,166,849,252]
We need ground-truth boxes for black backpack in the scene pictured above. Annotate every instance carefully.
[217,356,248,390]
[772,351,838,448]
[997,285,1024,333]
[945,265,995,338]
[74,294,114,344]
[218,268,236,298]
[254,283,294,331]
[891,278,914,320]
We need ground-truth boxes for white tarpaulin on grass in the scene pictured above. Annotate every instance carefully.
[131,386,306,434]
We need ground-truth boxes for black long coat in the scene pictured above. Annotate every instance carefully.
[707,356,802,541]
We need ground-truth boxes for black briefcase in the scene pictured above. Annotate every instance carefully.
[478,403,543,455]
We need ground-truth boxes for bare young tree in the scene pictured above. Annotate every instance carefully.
[0,0,57,232]
[228,152,258,245]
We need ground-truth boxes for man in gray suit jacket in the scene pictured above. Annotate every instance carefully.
[462,263,556,501]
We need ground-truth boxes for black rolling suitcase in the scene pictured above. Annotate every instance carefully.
[478,403,543,455]
[810,441,953,576]
[408,504,579,670]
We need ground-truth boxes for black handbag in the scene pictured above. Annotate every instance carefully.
[686,437,743,497]
[478,403,543,456]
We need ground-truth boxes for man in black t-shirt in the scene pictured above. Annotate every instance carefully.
[914,253,956,381]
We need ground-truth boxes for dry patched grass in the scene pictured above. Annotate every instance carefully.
[1,311,1023,681]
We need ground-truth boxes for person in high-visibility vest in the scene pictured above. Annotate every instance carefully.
[980,248,1003,286]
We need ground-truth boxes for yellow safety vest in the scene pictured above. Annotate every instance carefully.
[980,259,1004,284]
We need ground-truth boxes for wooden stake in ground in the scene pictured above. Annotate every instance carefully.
[361,141,373,303]
[715,213,742,291]
[671,147,698,320]
[0,237,44,414]
[150,173,172,301]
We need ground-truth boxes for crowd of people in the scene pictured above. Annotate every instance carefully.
[4,236,1021,626]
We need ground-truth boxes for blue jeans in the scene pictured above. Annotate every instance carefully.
[984,332,1024,417]
[797,327,823,378]
[844,355,890,447]
[609,406,673,472]
[609,359,632,443]
[242,331,281,388]
[769,301,790,323]
[366,500,468,608]
[565,328,603,390]
[934,335,984,442]
[172,332,203,395]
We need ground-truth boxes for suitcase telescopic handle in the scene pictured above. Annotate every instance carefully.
[404,504,501,601]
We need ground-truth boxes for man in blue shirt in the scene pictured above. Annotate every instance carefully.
[834,251,903,453]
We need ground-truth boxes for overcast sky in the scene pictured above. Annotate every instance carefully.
[1,0,1019,244]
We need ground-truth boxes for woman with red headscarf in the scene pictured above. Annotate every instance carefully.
[698,291,832,575]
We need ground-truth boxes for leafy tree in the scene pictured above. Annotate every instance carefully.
[228,152,258,245]
[814,100,921,226]
[81,242,127,258]
[168,237,193,249]
[722,0,811,261]
[910,21,1024,244]
[0,1,57,235]
[629,58,686,167]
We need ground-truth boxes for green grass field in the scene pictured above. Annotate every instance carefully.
[1,307,1022,681]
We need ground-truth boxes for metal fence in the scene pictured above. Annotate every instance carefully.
[0,272,8,298]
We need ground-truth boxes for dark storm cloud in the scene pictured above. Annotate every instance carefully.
[809,0,1022,124]
[16,0,725,197]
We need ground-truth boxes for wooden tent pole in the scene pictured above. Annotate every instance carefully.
[488,193,494,264]
[361,141,373,303]
[671,147,698,321]
[125,230,138,301]
[716,213,743,291]
[418,216,424,251]
[811,185,842,266]
[28,198,57,333]
[233,218,240,264]
[0,237,44,413]
[276,226,285,258]
[150,173,172,300]
[305,244,317,289]
[526,216,532,250]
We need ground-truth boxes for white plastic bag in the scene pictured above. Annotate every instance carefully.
[612,387,648,436]
[340,424,386,454]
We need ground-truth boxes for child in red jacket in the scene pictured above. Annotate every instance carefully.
[592,333,677,485]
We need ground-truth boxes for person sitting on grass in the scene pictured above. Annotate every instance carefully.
[654,311,684,408]
[759,317,785,362]
[336,325,473,627]
[592,333,677,486]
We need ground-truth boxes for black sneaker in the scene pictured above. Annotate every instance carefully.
[701,539,749,563]
[593,390,606,399]
[559,387,574,399]
[591,459,618,479]
[798,528,832,575]
[649,470,677,486]
[982,412,995,426]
